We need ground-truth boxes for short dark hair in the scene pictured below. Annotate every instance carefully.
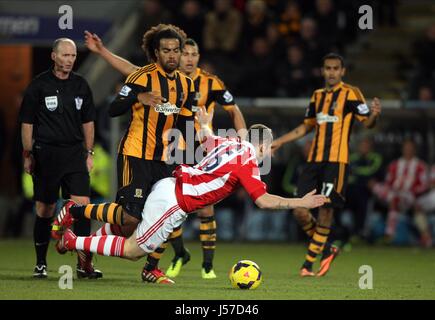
[322,53,345,68]
[185,38,199,48]
[246,124,273,146]
[141,24,187,62]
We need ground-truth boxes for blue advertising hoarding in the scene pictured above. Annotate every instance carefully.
[0,13,111,44]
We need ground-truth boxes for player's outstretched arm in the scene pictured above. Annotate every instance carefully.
[84,30,140,76]
[271,123,313,154]
[226,104,247,135]
[255,190,326,210]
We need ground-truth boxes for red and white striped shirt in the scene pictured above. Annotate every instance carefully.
[173,135,267,213]
[385,157,428,196]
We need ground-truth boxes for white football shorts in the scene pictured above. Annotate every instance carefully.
[136,177,187,253]
[417,189,435,212]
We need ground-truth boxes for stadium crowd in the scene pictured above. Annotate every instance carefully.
[407,22,435,101]
[130,0,397,97]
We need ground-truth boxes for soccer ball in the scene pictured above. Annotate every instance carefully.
[229,260,262,290]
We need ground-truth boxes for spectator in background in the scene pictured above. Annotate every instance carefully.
[408,24,435,100]
[370,139,432,247]
[133,0,172,63]
[408,81,435,102]
[240,0,272,52]
[415,164,435,221]
[203,0,242,55]
[333,0,360,45]
[276,1,302,43]
[375,0,398,27]
[275,44,312,97]
[138,0,172,32]
[174,0,205,49]
[346,137,383,242]
[266,23,287,60]
[311,0,339,51]
[413,23,435,79]
[412,85,435,108]
[417,85,434,102]
[295,17,327,87]
[260,0,283,15]
[199,59,217,75]
[238,37,276,97]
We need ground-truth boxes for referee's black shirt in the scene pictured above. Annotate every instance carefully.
[19,69,96,147]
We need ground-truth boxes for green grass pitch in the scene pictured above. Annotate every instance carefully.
[1,239,434,300]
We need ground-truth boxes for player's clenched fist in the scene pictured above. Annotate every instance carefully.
[370,97,381,116]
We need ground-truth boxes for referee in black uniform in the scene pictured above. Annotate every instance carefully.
[19,38,102,279]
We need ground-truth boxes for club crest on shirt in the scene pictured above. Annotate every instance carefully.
[154,102,181,116]
[45,96,58,111]
[75,97,83,110]
[134,188,143,199]
[194,92,201,101]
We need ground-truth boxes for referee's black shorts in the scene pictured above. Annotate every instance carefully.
[296,162,349,209]
[116,155,174,220]
[32,142,90,204]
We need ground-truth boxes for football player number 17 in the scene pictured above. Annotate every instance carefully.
[321,182,334,197]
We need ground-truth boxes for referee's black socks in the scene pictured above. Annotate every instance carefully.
[34,216,52,265]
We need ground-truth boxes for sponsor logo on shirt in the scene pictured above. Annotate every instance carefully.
[154,102,181,115]
[316,112,339,124]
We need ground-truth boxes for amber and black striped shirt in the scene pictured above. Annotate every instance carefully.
[304,82,370,164]
[109,63,195,161]
[191,68,236,132]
